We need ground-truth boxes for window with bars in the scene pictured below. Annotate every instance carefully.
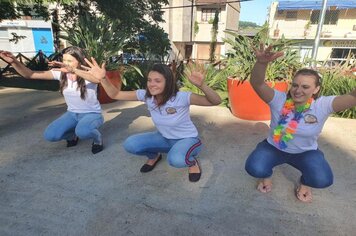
[286,11,297,19]
[201,8,220,22]
[331,48,356,59]
[311,10,339,25]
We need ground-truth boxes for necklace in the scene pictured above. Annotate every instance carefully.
[272,98,313,149]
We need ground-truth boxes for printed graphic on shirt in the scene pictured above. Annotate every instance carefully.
[166,107,177,114]
[304,114,318,124]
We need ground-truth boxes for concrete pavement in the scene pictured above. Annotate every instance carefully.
[0,87,355,236]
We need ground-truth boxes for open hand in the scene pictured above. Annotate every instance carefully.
[0,50,16,64]
[49,61,75,73]
[82,57,106,81]
[253,43,284,64]
[184,63,206,88]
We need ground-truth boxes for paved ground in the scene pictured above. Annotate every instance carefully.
[0,87,355,236]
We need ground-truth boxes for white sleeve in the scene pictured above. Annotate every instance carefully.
[50,70,62,81]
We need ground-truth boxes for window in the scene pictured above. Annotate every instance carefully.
[311,10,339,25]
[201,8,220,22]
[331,48,356,59]
[286,11,297,19]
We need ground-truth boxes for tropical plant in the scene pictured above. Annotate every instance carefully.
[220,24,303,83]
[180,62,228,105]
[319,56,356,119]
[59,12,128,70]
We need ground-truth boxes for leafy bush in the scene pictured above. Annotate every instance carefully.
[320,71,356,119]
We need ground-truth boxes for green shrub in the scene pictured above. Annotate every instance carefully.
[320,71,356,119]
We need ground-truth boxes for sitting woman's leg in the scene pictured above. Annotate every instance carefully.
[167,137,202,168]
[43,111,77,142]
[167,137,202,182]
[123,131,171,159]
[290,149,333,202]
[245,140,286,192]
[75,113,104,144]
[245,140,285,178]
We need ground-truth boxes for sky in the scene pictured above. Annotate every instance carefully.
[240,0,275,26]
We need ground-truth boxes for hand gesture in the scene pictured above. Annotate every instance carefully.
[49,61,74,73]
[82,57,106,81]
[254,43,284,64]
[0,50,16,64]
[184,63,206,88]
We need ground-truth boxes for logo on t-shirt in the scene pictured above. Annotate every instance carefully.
[304,114,318,124]
[166,107,177,114]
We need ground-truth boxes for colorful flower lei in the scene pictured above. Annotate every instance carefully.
[273,98,313,149]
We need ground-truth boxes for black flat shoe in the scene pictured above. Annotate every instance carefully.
[92,142,104,154]
[140,154,162,173]
[188,160,201,182]
[66,137,79,147]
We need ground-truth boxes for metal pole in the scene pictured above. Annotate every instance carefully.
[311,0,328,67]
[190,0,194,42]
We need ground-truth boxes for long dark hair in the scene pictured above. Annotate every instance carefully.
[59,46,89,100]
[145,64,179,107]
[288,68,322,99]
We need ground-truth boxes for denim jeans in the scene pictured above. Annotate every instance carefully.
[123,131,202,168]
[44,111,104,144]
[245,139,333,188]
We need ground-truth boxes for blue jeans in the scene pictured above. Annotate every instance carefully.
[44,111,104,144]
[123,131,202,168]
[245,140,333,188]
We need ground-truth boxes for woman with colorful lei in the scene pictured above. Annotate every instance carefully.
[245,44,356,203]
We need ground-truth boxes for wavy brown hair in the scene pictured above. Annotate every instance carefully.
[145,64,179,107]
[59,46,89,100]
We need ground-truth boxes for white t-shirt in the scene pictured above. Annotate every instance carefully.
[136,89,198,139]
[267,90,336,153]
[51,70,101,113]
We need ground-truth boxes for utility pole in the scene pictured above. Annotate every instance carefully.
[190,0,194,42]
[311,0,328,67]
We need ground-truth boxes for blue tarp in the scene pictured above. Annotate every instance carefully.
[277,0,356,10]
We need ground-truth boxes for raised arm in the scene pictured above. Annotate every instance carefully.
[185,64,221,106]
[332,88,356,112]
[81,57,137,101]
[251,44,284,103]
[0,50,54,80]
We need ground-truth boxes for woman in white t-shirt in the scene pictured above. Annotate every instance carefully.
[0,47,104,154]
[82,58,221,182]
[245,44,356,202]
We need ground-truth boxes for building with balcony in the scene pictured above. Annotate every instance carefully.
[268,0,356,63]
[160,0,240,62]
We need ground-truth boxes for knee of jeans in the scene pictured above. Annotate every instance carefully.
[245,161,271,178]
[167,154,186,168]
[305,174,333,188]
[43,130,61,142]
[75,127,91,139]
[123,138,140,155]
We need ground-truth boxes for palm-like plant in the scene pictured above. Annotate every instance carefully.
[60,12,128,70]
[221,24,303,83]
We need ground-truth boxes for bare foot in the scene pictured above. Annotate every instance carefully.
[146,154,161,166]
[296,184,313,203]
[188,161,201,174]
[257,178,273,193]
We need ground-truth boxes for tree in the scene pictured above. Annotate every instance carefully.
[239,21,260,29]
[209,10,219,63]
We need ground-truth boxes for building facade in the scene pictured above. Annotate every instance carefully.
[268,0,356,63]
[160,0,240,62]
